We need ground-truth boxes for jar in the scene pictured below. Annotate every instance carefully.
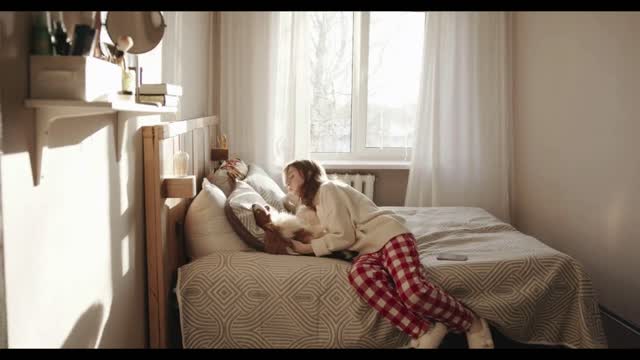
[173,151,189,177]
[122,69,136,95]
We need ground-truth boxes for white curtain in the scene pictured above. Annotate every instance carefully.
[405,12,513,223]
[219,12,309,180]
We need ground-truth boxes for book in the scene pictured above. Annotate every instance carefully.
[138,83,183,96]
[138,94,180,107]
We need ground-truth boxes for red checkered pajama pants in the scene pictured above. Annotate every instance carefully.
[348,233,474,339]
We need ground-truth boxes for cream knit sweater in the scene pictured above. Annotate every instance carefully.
[310,180,410,257]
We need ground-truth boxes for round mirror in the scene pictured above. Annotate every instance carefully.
[105,11,165,54]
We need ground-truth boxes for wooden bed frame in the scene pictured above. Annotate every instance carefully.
[142,115,219,348]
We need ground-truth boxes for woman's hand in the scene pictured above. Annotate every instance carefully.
[301,232,314,243]
[290,239,314,255]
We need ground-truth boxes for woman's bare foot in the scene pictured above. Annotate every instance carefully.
[466,315,494,349]
[409,322,448,349]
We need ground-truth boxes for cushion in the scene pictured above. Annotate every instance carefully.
[224,180,268,251]
[206,158,249,196]
[244,164,288,213]
[184,178,251,260]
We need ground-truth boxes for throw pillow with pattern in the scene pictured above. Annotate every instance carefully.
[244,164,288,213]
[224,180,267,251]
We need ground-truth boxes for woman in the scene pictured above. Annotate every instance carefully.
[283,159,494,349]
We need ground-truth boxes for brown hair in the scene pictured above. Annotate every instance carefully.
[283,159,328,209]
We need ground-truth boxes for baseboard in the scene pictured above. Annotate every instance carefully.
[600,305,640,348]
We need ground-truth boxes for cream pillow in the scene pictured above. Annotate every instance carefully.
[184,178,251,260]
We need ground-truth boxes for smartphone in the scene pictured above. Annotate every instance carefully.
[436,253,468,261]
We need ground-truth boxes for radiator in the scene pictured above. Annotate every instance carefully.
[327,173,376,200]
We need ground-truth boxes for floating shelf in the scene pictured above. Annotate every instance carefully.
[25,98,178,186]
[161,175,196,198]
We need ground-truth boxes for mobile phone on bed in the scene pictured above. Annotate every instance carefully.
[436,253,468,261]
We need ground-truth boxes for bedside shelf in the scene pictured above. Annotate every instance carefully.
[25,98,178,186]
[161,175,196,198]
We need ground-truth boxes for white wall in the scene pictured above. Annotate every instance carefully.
[0,84,7,348]
[161,12,211,121]
[513,12,640,326]
[0,11,212,348]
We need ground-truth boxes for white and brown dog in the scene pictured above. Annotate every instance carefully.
[251,203,325,255]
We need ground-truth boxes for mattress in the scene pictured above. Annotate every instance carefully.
[177,206,607,348]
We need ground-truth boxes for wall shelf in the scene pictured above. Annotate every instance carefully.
[25,98,178,186]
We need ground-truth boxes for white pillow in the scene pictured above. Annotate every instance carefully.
[184,178,251,260]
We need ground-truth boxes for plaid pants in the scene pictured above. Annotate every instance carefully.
[348,233,474,339]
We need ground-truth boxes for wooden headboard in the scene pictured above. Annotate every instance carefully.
[142,115,219,348]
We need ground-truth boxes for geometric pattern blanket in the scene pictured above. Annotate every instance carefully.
[177,206,607,348]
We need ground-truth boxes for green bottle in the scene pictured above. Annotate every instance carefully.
[30,12,53,55]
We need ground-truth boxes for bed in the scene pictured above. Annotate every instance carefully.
[142,117,608,349]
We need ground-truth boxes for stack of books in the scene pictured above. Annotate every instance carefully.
[137,83,182,108]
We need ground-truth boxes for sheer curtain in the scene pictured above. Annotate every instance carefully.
[219,12,309,180]
[405,12,512,222]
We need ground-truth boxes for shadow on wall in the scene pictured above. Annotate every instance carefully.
[0,12,35,158]
[98,114,146,348]
[0,12,146,347]
[62,303,104,348]
[0,12,115,187]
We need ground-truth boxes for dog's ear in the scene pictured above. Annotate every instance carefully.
[252,203,274,229]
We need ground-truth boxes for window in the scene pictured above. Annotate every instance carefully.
[307,12,425,161]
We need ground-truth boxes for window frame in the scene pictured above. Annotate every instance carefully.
[310,11,416,163]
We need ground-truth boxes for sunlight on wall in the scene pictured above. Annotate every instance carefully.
[137,37,163,84]
[1,10,210,347]
[119,154,129,216]
[2,126,116,347]
[121,237,130,277]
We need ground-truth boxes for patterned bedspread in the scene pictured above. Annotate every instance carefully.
[177,207,607,348]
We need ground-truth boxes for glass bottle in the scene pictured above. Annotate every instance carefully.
[30,12,53,55]
[174,151,189,177]
[122,68,136,95]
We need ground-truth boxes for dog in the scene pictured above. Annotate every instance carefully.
[281,192,325,239]
[251,202,357,262]
[252,203,325,255]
